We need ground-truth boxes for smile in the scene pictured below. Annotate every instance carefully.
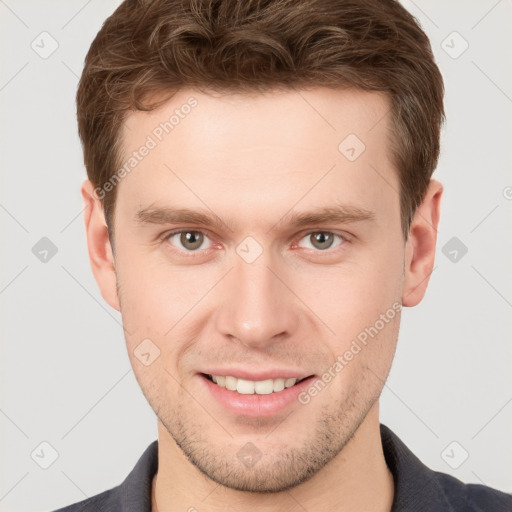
[204,374,309,395]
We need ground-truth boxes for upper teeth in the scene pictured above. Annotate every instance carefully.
[211,375,301,395]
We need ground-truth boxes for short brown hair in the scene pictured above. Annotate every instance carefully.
[77,0,444,241]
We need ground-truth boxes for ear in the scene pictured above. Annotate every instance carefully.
[402,179,443,307]
[81,179,120,311]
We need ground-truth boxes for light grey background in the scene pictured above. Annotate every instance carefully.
[1,1,511,511]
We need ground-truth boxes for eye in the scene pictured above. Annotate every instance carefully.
[166,230,212,252]
[297,231,345,251]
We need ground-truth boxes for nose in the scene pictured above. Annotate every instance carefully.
[214,250,300,350]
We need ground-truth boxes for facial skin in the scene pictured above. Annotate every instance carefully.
[82,87,442,511]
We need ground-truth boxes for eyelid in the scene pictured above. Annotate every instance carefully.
[293,230,349,251]
[159,228,216,255]
[159,227,214,241]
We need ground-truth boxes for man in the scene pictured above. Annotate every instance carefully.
[54,0,512,510]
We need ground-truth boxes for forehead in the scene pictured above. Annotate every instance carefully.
[122,86,391,156]
[116,87,398,228]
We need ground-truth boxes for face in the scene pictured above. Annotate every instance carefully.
[84,87,439,492]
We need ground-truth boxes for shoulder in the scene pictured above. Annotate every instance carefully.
[380,424,512,512]
[433,470,512,512]
[49,440,158,512]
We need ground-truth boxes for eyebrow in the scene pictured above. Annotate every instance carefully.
[134,204,375,232]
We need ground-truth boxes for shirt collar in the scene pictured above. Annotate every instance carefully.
[380,424,455,511]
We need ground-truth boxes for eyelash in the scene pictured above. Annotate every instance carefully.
[159,229,349,258]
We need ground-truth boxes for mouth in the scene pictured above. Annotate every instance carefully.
[201,373,314,395]
[199,372,317,417]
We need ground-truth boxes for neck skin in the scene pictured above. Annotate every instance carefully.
[151,402,394,512]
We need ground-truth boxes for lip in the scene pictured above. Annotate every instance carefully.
[198,373,317,418]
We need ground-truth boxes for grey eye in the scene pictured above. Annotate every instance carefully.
[309,232,334,250]
[298,232,344,251]
[169,231,209,251]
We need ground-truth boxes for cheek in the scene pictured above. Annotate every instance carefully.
[115,255,217,375]
[295,239,404,382]
[297,241,403,332]
[116,263,194,395]
[116,253,206,331]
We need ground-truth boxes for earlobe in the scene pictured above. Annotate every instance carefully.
[81,180,120,311]
[402,179,443,307]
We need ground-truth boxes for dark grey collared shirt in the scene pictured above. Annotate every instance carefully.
[52,424,512,511]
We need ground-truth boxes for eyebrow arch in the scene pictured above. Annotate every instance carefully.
[135,206,233,231]
[282,205,375,228]
[134,205,375,232]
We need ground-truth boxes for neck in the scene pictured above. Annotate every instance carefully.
[152,403,394,512]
